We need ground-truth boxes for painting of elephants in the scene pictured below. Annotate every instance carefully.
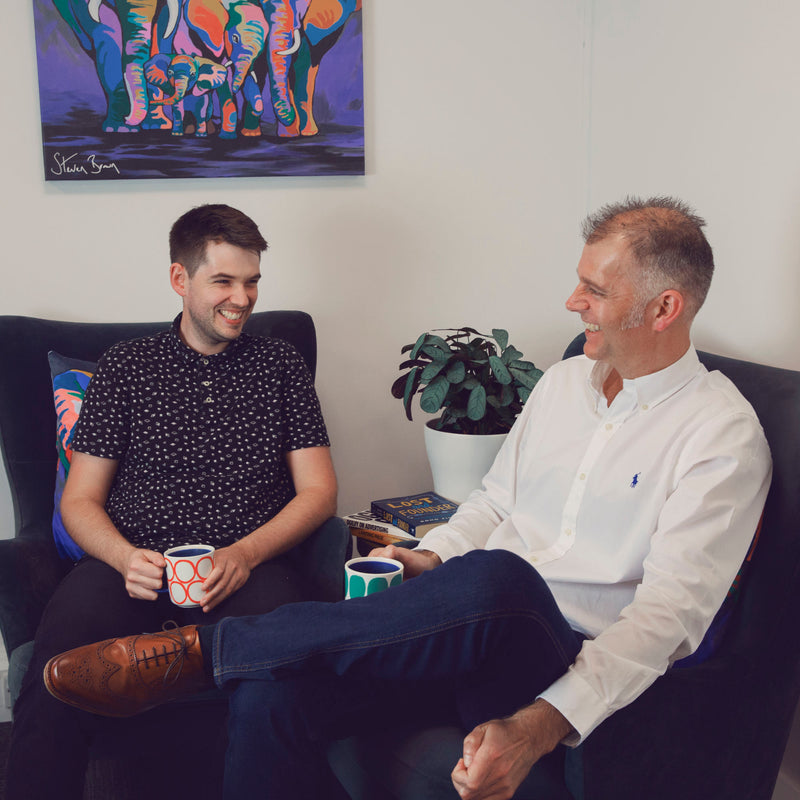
[32,0,364,180]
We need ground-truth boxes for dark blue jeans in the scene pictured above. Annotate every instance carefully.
[212,550,584,799]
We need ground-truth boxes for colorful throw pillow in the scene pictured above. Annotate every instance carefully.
[49,351,96,561]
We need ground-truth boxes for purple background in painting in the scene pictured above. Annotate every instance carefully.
[32,0,365,180]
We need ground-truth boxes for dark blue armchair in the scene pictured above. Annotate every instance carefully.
[330,335,800,800]
[0,311,351,799]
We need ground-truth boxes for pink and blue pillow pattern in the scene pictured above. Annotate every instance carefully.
[49,351,96,562]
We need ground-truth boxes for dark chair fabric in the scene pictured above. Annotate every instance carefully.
[330,727,575,800]
[331,334,800,800]
[0,311,350,798]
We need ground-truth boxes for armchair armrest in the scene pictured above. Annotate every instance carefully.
[287,517,352,602]
[0,533,67,657]
[567,654,796,800]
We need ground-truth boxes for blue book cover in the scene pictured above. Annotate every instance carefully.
[370,492,458,537]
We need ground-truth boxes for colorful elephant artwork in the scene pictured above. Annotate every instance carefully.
[49,0,131,131]
[171,0,270,138]
[145,53,231,136]
[32,0,364,179]
[279,0,364,138]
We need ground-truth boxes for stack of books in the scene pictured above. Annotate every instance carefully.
[344,492,459,556]
[343,509,416,556]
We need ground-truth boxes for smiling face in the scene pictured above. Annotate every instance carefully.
[170,240,261,355]
[565,234,658,378]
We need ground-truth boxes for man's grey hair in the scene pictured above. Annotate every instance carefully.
[582,196,715,322]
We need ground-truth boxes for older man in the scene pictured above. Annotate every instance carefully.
[43,197,770,800]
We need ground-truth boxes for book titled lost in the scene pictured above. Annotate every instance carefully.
[370,492,458,538]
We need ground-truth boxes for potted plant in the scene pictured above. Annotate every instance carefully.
[391,327,543,501]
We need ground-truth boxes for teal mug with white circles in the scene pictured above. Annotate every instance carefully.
[344,556,404,599]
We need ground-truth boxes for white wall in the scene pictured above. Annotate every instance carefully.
[1,0,588,528]
[3,0,800,789]
[586,0,800,370]
[2,1,799,522]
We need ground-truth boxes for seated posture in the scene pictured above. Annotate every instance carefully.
[44,198,770,800]
[7,205,337,800]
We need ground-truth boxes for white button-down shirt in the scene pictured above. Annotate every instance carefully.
[421,346,772,741]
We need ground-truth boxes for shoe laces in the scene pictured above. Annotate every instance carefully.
[136,621,192,686]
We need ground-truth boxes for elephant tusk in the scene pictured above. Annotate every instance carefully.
[88,0,103,23]
[164,0,180,38]
[275,28,301,56]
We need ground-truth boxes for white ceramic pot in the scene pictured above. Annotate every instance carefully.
[423,423,507,504]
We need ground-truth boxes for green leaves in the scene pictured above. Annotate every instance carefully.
[446,361,466,383]
[488,355,511,384]
[501,346,524,364]
[393,327,544,435]
[467,384,486,420]
[402,368,419,421]
[509,366,541,390]
[420,375,449,413]
[420,360,446,382]
[492,328,509,350]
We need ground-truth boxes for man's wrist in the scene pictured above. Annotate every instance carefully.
[107,539,139,577]
[230,535,261,570]
[413,549,443,567]
[512,699,574,753]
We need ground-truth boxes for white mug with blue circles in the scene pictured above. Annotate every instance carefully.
[345,556,404,599]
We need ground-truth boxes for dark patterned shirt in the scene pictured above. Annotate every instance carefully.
[73,316,330,551]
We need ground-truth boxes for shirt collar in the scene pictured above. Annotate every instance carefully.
[588,345,703,412]
[168,313,246,364]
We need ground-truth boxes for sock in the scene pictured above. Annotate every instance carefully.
[197,624,216,678]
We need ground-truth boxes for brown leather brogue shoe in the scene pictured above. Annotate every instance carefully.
[43,622,212,717]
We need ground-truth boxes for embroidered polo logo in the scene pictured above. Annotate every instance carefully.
[630,472,641,488]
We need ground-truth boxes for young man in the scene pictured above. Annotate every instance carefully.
[7,204,337,800]
[43,198,771,800]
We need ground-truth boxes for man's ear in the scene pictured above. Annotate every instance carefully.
[170,263,189,297]
[652,289,685,332]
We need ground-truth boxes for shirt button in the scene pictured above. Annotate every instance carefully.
[565,528,573,536]
[605,423,613,431]
[204,397,213,404]
[202,381,211,387]
[579,473,586,481]
[641,403,649,411]
[201,358,209,366]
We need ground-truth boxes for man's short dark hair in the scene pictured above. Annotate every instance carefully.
[582,196,714,318]
[169,204,268,276]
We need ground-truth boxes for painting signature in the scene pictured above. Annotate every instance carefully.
[51,152,121,177]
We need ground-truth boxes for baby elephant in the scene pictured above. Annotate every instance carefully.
[145,54,229,136]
